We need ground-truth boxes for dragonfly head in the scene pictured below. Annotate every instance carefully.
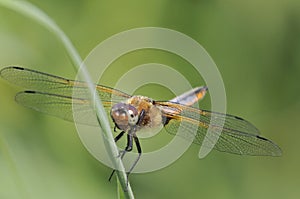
[110,103,139,131]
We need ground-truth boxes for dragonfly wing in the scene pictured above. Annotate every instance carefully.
[159,101,260,135]
[15,90,115,126]
[0,66,131,102]
[157,101,282,156]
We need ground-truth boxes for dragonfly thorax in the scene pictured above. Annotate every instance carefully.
[127,96,163,132]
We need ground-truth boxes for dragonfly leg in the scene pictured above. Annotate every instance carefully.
[119,134,133,157]
[109,133,133,181]
[114,131,125,142]
[126,135,142,177]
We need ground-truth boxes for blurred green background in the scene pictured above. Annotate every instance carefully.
[0,0,299,198]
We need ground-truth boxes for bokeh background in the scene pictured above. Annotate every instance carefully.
[0,0,299,198]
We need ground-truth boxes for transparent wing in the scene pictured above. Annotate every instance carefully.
[0,66,131,103]
[0,66,132,126]
[157,101,282,156]
[15,91,115,126]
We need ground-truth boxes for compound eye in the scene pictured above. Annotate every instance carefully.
[127,105,139,126]
[110,103,130,131]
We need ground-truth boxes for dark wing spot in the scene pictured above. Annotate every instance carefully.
[256,135,268,141]
[24,90,36,94]
[12,66,25,70]
[234,116,244,120]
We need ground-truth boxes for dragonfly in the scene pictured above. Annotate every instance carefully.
[0,66,282,178]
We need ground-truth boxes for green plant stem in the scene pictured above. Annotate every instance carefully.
[0,0,134,198]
